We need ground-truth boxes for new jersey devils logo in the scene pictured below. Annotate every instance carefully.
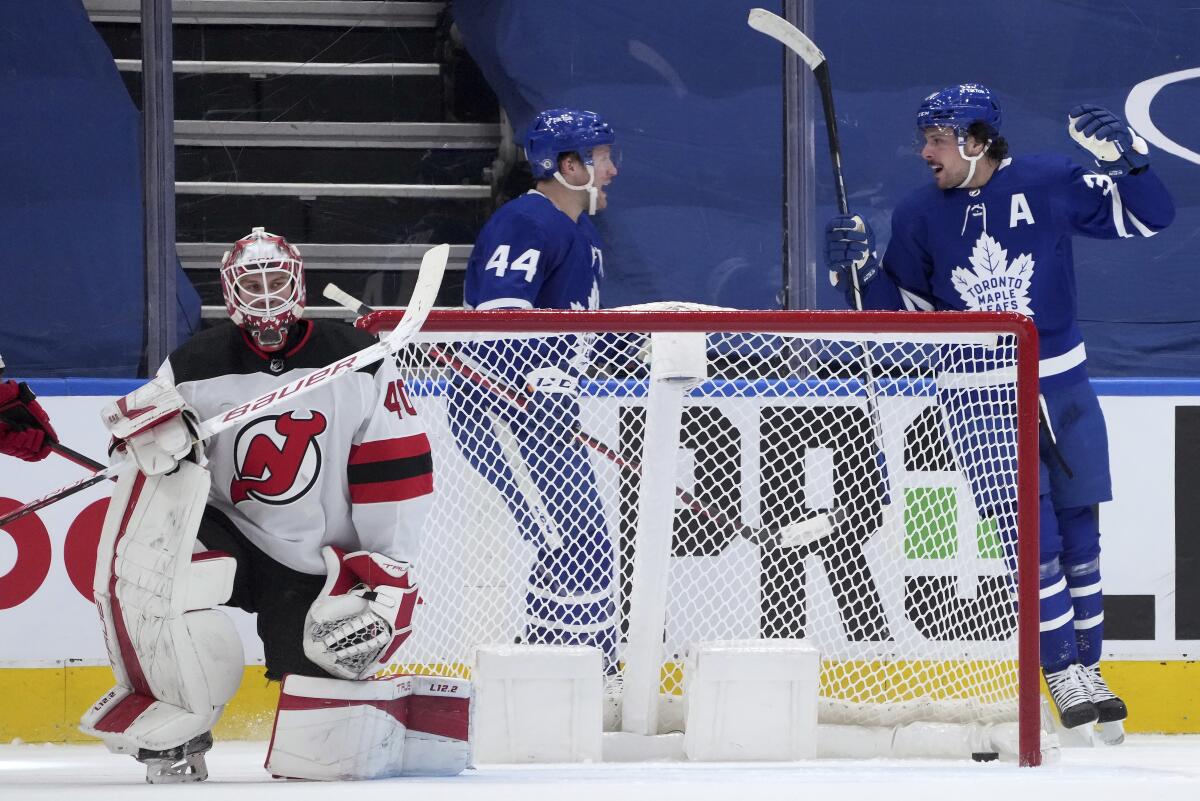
[230,411,327,505]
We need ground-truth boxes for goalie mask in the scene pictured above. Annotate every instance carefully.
[220,227,306,351]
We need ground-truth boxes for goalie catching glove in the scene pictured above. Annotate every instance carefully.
[102,375,202,475]
[304,546,421,680]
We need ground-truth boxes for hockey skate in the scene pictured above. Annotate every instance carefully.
[1043,664,1099,729]
[135,731,213,784]
[1079,663,1127,723]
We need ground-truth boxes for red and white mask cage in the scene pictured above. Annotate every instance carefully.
[220,227,306,350]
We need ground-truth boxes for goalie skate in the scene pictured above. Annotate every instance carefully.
[136,731,213,784]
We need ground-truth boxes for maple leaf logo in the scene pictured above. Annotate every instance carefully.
[569,280,602,311]
[950,232,1035,316]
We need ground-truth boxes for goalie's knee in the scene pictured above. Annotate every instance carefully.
[266,674,472,780]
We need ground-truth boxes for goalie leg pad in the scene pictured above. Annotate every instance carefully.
[81,462,244,753]
[266,674,472,780]
[404,674,473,776]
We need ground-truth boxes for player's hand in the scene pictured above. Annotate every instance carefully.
[1068,104,1149,177]
[304,546,420,679]
[0,380,57,462]
[824,214,880,296]
[521,366,582,448]
[101,375,200,475]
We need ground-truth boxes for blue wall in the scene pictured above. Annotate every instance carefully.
[454,0,1200,377]
[454,0,787,311]
[0,1,199,378]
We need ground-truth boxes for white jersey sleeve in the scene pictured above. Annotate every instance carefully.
[345,354,434,565]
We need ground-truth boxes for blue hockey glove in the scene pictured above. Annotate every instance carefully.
[824,214,880,298]
[1068,104,1149,177]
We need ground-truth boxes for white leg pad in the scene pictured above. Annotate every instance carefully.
[403,675,474,776]
[683,639,819,761]
[473,644,602,763]
[81,462,244,752]
[266,674,473,780]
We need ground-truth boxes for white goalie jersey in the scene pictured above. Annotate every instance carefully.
[161,320,434,574]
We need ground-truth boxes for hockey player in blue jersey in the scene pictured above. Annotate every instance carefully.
[448,109,620,695]
[823,84,1174,733]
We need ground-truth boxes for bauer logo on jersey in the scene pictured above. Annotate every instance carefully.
[230,411,328,505]
[950,232,1034,316]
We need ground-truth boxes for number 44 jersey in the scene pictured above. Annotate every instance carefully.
[464,190,605,312]
[160,320,434,575]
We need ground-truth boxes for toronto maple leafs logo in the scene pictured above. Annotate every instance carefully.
[951,232,1035,316]
[569,279,602,311]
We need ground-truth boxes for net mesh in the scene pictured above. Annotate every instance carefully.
[373,311,1030,730]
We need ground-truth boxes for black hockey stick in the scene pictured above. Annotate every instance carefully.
[0,245,449,529]
[323,282,834,551]
[748,8,854,293]
[748,8,892,502]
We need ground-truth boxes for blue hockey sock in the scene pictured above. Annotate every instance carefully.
[525,583,617,670]
[1039,559,1078,673]
[1066,557,1104,666]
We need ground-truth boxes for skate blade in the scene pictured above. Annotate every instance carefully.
[1096,721,1126,746]
[144,754,209,784]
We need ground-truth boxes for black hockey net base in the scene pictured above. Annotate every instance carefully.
[360,308,1042,765]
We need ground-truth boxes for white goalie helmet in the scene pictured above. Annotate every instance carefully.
[220,227,306,350]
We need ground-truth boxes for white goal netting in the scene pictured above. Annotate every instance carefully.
[368,309,1039,755]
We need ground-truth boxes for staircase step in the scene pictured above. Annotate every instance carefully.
[176,195,488,244]
[120,72,443,121]
[178,242,472,271]
[174,120,500,148]
[115,59,439,77]
[84,1,444,28]
[177,145,493,185]
[93,20,437,62]
[176,181,490,199]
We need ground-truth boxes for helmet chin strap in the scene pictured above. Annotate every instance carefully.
[955,135,991,189]
[553,164,599,215]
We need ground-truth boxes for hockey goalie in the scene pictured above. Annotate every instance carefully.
[78,228,471,782]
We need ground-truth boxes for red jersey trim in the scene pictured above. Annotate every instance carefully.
[349,433,431,465]
[349,474,434,504]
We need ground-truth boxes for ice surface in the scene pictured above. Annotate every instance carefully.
[1,735,1198,801]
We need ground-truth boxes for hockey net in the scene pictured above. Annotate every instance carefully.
[361,308,1041,764]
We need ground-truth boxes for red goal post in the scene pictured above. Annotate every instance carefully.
[359,308,1041,765]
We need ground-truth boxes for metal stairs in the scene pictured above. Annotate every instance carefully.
[84,0,507,317]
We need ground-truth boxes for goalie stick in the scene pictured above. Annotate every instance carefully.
[748,8,892,501]
[323,282,835,551]
[0,244,449,529]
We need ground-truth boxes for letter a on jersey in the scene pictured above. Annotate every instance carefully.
[1009,193,1035,227]
[230,411,328,504]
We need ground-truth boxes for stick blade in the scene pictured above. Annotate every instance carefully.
[382,242,448,348]
[747,8,825,71]
[322,283,365,315]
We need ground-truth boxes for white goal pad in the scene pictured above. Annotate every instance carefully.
[683,640,819,761]
[473,644,603,763]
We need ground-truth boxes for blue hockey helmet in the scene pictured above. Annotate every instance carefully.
[524,109,616,179]
[916,83,1001,134]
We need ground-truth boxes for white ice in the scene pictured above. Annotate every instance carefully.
[2,736,1200,801]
